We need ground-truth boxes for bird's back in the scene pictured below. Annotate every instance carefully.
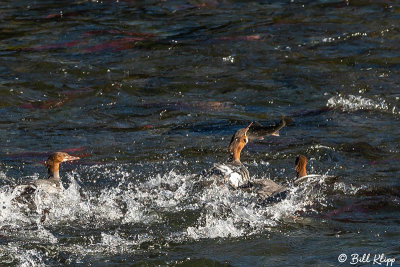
[202,162,250,188]
[251,179,287,201]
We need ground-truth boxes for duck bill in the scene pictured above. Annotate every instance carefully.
[246,122,253,129]
[271,131,280,136]
[63,155,80,162]
[244,122,253,133]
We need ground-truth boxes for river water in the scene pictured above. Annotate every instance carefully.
[0,0,399,266]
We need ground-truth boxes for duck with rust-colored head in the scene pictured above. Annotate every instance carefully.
[212,122,253,188]
[293,155,337,186]
[202,116,288,190]
[13,152,80,199]
[11,152,80,222]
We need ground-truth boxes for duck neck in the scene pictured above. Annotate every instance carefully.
[296,165,307,178]
[48,163,60,180]
[230,146,243,164]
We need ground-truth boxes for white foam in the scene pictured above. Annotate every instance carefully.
[0,186,34,227]
[0,163,332,258]
[187,215,244,239]
[6,245,45,267]
[327,94,390,112]
[334,182,365,195]
[99,232,139,254]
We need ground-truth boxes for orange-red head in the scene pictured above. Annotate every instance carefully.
[46,152,80,175]
[229,122,252,162]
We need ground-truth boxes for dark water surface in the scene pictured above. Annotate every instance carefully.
[1,0,400,266]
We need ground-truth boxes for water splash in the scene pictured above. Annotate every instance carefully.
[0,164,334,265]
[99,232,150,254]
[327,94,389,112]
[3,245,45,267]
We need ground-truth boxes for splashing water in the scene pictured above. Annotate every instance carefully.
[327,95,389,112]
[0,161,340,266]
[0,164,331,257]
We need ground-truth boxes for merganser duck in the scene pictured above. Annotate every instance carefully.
[201,116,288,190]
[13,152,80,203]
[293,155,337,186]
[251,155,318,202]
[206,122,252,188]
[293,154,319,185]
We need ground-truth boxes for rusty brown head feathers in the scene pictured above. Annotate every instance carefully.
[228,122,252,162]
[45,152,80,178]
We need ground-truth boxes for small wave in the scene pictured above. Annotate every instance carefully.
[99,232,152,254]
[327,94,389,112]
[334,182,367,195]
[187,215,244,239]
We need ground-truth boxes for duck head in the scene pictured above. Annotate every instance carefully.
[46,152,80,179]
[229,122,252,163]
